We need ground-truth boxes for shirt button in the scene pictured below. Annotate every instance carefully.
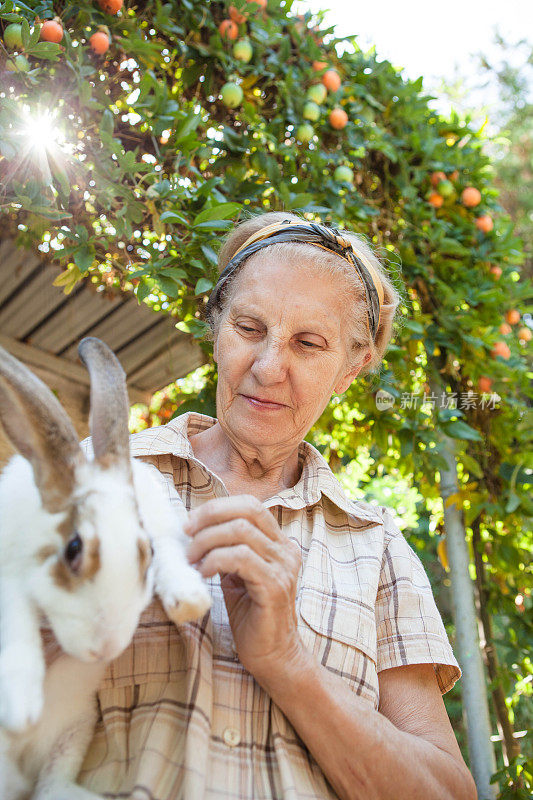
[223,727,241,747]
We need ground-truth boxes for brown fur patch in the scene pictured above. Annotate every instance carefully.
[137,538,152,583]
[96,454,132,481]
[50,559,76,592]
[36,545,57,563]
[56,505,77,542]
[81,537,101,581]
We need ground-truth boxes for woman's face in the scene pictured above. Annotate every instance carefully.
[213,254,369,451]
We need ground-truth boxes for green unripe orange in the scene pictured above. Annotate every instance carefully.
[296,123,314,143]
[303,101,320,122]
[221,82,243,108]
[306,83,327,104]
[334,165,354,183]
[437,179,455,198]
[3,23,23,49]
[233,39,253,62]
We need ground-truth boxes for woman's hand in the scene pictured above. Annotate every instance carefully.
[184,495,304,683]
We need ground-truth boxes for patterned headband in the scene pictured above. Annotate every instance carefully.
[204,219,384,342]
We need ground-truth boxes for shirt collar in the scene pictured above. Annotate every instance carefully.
[128,411,382,524]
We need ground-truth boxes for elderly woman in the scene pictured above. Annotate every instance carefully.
[77,212,476,800]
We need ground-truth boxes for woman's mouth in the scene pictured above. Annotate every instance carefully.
[242,395,286,410]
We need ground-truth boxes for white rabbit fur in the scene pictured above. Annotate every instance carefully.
[0,340,211,800]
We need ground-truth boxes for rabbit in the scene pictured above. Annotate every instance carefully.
[0,337,211,800]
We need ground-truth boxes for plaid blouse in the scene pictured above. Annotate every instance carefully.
[54,411,461,799]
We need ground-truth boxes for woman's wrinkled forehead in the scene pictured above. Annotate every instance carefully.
[223,257,345,339]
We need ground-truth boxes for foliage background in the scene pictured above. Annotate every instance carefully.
[0,0,531,795]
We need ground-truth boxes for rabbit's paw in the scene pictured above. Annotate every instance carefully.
[159,570,212,625]
[0,656,44,731]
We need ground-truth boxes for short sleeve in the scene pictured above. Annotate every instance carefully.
[376,510,461,695]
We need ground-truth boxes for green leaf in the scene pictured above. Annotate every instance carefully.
[440,237,469,257]
[29,22,40,46]
[195,277,213,295]
[460,454,484,478]
[200,244,218,266]
[193,202,242,226]
[73,246,94,273]
[156,275,180,298]
[100,109,114,138]
[287,192,315,209]
[160,267,187,280]
[505,492,521,513]
[22,205,71,220]
[136,278,152,303]
[443,420,482,442]
[160,210,188,225]
[402,319,424,335]
[174,112,203,144]
[20,15,30,47]
[26,41,61,59]
[193,219,233,231]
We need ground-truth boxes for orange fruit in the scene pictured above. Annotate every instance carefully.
[491,341,511,360]
[90,31,110,53]
[229,5,247,23]
[312,60,328,71]
[499,323,512,335]
[322,69,341,92]
[490,265,502,279]
[98,0,123,12]
[428,192,443,208]
[461,186,481,208]
[476,214,493,233]
[477,376,492,393]
[518,326,532,342]
[430,170,446,187]
[329,107,348,129]
[505,309,520,325]
[40,19,63,43]
[219,19,239,39]
[246,0,267,7]
[449,170,459,181]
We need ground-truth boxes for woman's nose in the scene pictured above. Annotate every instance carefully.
[250,340,289,382]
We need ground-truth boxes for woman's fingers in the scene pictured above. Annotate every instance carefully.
[187,518,279,565]
[198,544,270,588]
[184,495,282,542]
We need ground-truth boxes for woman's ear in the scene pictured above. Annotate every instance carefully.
[334,351,371,394]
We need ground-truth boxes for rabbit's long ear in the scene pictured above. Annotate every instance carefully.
[0,346,84,512]
[77,337,131,476]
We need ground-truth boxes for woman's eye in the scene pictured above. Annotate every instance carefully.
[237,325,319,349]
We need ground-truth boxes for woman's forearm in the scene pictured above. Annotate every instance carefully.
[257,648,474,800]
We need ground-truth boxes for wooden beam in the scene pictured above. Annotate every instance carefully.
[0,335,150,405]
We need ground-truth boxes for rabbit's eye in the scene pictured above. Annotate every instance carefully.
[65,533,83,568]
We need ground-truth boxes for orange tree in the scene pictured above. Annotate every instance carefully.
[0,0,531,794]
